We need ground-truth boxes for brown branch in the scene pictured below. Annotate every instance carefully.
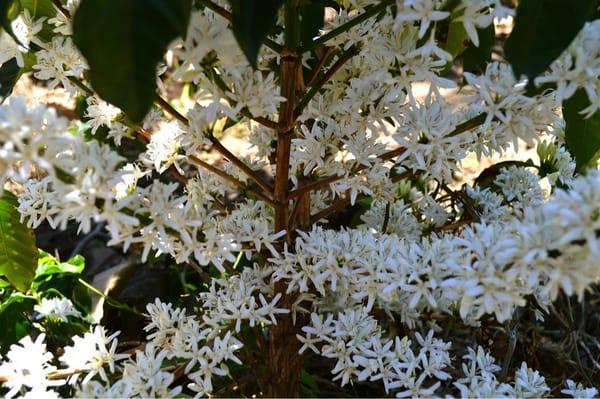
[295,48,359,118]
[289,146,407,199]
[203,66,280,130]
[66,78,267,209]
[381,202,391,234]
[187,155,275,206]
[155,95,189,124]
[449,113,487,137]
[199,0,231,19]
[305,47,336,88]
[207,136,274,195]
[154,95,274,196]
[254,116,280,130]
[310,195,351,224]
[308,169,414,224]
[136,128,231,211]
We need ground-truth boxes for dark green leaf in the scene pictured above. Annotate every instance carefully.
[0,58,21,101]
[0,0,22,46]
[462,25,494,74]
[505,0,596,81]
[228,0,285,68]
[72,0,192,122]
[299,4,324,48]
[19,0,58,42]
[19,0,56,19]
[0,190,37,292]
[474,160,536,188]
[0,293,36,352]
[563,89,600,171]
[300,369,320,394]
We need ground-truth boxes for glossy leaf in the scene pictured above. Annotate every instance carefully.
[443,21,468,59]
[0,58,20,101]
[35,250,85,279]
[19,0,56,19]
[228,0,285,68]
[0,293,36,351]
[20,0,58,42]
[0,0,21,41]
[505,0,596,80]
[462,25,494,74]
[72,0,192,122]
[0,190,37,292]
[299,4,325,48]
[563,89,600,171]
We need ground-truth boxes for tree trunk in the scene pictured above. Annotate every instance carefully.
[264,3,307,394]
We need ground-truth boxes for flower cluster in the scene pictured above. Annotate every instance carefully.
[274,170,600,325]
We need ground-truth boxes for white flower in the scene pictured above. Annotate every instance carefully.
[59,326,127,384]
[514,362,550,398]
[0,334,63,398]
[141,121,186,174]
[35,297,82,322]
[396,0,450,39]
[561,379,599,398]
[121,344,182,398]
[33,36,87,93]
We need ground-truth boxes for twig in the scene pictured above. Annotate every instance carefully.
[51,0,71,18]
[310,196,351,224]
[295,47,359,117]
[203,67,279,130]
[207,136,274,196]
[289,146,407,199]
[77,278,145,317]
[185,259,212,284]
[308,170,414,223]
[153,94,274,196]
[381,202,391,234]
[69,222,106,259]
[501,313,520,381]
[305,47,336,87]
[187,155,274,205]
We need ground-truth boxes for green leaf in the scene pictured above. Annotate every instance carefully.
[19,0,58,42]
[72,0,192,123]
[299,4,325,48]
[0,190,37,292]
[0,0,22,45]
[0,58,21,101]
[19,0,56,19]
[563,89,600,171]
[228,0,285,68]
[462,24,494,74]
[443,21,468,59]
[300,369,320,394]
[474,160,536,188]
[0,277,11,289]
[0,293,36,351]
[505,0,596,81]
[31,251,91,313]
[35,250,85,278]
[31,250,85,292]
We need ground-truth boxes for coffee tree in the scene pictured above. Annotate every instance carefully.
[1,0,600,397]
